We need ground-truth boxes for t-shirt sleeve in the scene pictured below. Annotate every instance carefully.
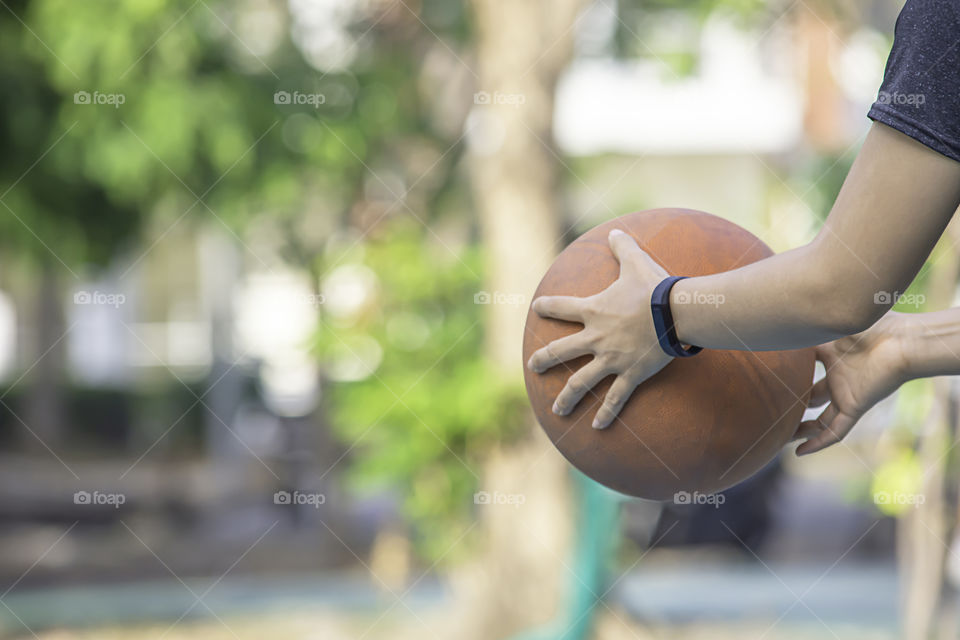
[867,0,960,163]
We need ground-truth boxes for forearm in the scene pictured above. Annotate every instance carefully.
[668,242,848,350]
[897,309,960,380]
[670,123,960,351]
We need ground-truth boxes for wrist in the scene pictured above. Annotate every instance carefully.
[652,276,702,357]
[880,311,919,382]
[669,278,692,346]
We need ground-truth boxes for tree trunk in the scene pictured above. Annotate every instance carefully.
[458,1,587,638]
[901,212,960,640]
[902,380,951,640]
[24,260,67,453]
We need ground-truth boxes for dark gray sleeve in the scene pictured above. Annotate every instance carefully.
[867,0,960,163]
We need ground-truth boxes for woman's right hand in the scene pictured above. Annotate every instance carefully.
[795,312,912,456]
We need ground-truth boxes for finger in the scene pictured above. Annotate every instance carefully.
[791,418,825,442]
[807,376,830,407]
[796,408,858,456]
[608,229,665,273]
[532,295,585,323]
[795,404,837,444]
[552,360,611,416]
[608,229,644,264]
[812,403,838,430]
[592,375,638,429]
[528,332,594,373]
[796,414,855,455]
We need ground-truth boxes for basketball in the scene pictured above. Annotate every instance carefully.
[522,209,816,500]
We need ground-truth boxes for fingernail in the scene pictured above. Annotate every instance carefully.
[552,402,563,415]
[592,417,604,429]
[609,229,624,237]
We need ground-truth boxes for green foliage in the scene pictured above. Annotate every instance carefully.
[1,0,332,267]
[0,0,137,265]
[5,0,518,562]
[315,220,527,560]
[614,0,771,68]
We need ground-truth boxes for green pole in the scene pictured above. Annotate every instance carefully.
[509,470,625,640]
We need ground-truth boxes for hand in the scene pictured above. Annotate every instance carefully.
[527,229,674,429]
[795,312,911,455]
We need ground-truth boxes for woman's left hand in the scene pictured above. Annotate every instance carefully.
[794,312,911,455]
[527,229,675,429]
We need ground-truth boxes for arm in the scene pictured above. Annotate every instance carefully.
[529,122,960,429]
[797,307,960,455]
[672,122,960,350]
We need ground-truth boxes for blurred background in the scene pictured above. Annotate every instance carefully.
[0,0,955,638]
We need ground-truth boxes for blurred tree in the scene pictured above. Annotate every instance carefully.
[465,0,587,637]
[1,0,353,451]
[0,0,146,448]
[316,220,527,558]
[6,0,509,551]
[897,216,960,640]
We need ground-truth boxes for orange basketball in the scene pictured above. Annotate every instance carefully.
[522,209,815,500]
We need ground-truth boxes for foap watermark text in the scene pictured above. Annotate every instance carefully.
[874,491,924,508]
[474,490,525,508]
[474,290,525,306]
[877,91,925,108]
[674,490,725,508]
[274,490,326,508]
[874,290,924,308]
[274,90,325,107]
[673,290,725,308]
[473,91,526,108]
[74,490,126,509]
[74,290,126,308]
[74,90,125,108]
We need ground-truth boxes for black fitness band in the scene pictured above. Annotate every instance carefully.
[650,276,703,358]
